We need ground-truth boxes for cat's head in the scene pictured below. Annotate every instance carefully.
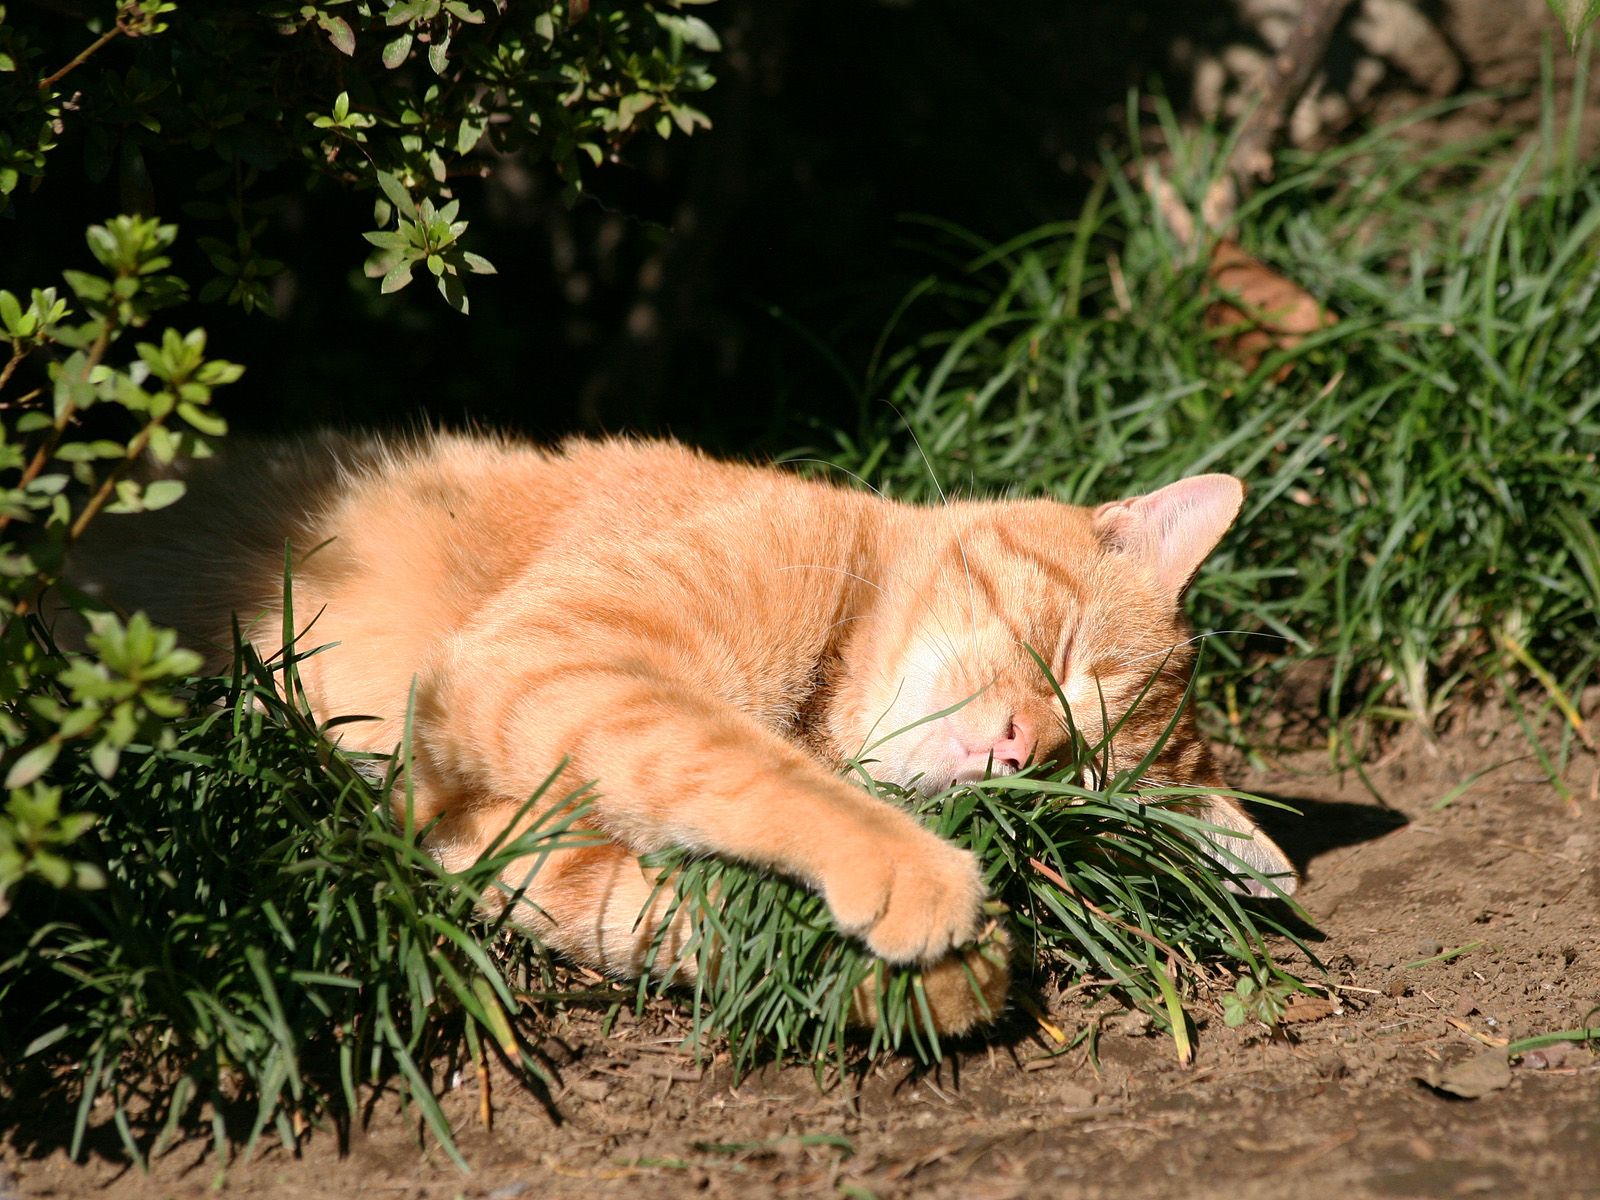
[833,474,1297,896]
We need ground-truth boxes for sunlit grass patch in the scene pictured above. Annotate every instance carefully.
[821,92,1600,764]
[647,653,1311,1074]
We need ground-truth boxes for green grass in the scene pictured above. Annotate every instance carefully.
[816,90,1600,768]
[0,629,593,1169]
[644,651,1309,1077]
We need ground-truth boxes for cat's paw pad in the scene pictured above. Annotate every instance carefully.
[824,828,985,963]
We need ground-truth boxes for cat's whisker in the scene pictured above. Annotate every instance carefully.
[1110,628,1289,670]
[771,457,891,501]
[887,400,980,644]
[821,613,869,636]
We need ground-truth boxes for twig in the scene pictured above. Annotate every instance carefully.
[1027,856,1183,963]
[38,26,124,92]
[1213,0,1360,224]
[0,324,110,542]
[67,413,162,542]
[0,347,26,395]
[476,1035,493,1131]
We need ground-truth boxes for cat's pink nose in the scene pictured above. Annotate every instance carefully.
[952,716,1035,783]
[988,715,1035,772]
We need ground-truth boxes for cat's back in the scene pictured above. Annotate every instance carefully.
[67,431,843,655]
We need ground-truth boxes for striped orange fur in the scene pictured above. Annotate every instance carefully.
[66,432,1295,1034]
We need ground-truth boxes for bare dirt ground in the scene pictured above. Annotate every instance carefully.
[5,701,1597,1200]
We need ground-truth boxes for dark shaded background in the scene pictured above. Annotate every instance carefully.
[2,2,1278,451]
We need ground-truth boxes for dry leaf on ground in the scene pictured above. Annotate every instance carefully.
[1204,239,1337,376]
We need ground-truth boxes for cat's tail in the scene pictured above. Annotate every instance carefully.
[56,431,384,664]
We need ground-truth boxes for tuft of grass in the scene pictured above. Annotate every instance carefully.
[817,90,1600,761]
[648,652,1311,1073]
[0,623,593,1169]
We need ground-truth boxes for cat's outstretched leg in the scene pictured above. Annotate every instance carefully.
[415,652,990,969]
[495,837,697,979]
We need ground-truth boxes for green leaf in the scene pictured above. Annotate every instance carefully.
[89,740,121,780]
[438,272,468,314]
[319,14,356,56]
[177,401,228,436]
[142,479,187,511]
[0,290,23,335]
[455,116,484,156]
[381,261,415,294]
[375,172,416,219]
[382,33,413,69]
[333,91,350,124]
[1546,0,1600,48]
[5,742,60,790]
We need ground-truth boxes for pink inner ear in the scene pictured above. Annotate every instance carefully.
[1094,474,1246,599]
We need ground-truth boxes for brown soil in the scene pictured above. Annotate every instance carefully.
[6,707,1598,1200]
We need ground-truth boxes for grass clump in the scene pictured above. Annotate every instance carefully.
[0,631,590,1168]
[823,93,1600,762]
[649,657,1309,1074]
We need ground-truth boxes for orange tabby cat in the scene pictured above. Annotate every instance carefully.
[66,433,1295,1033]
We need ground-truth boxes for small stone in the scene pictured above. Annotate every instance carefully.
[1056,1082,1097,1109]
[1418,1048,1512,1098]
[1386,976,1409,998]
[570,1077,611,1102]
[1452,994,1479,1018]
[1519,1042,1582,1070]
[1414,939,1443,958]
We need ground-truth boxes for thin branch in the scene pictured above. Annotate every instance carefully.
[1213,0,1360,224]
[68,413,160,542]
[38,25,124,93]
[0,324,110,546]
[0,347,25,396]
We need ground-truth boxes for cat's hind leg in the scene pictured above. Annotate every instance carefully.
[491,836,698,981]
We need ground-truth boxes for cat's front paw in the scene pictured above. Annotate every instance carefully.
[823,823,986,963]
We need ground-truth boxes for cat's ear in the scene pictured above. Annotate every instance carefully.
[1093,474,1246,601]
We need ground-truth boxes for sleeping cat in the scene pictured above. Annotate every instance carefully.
[66,433,1295,1033]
